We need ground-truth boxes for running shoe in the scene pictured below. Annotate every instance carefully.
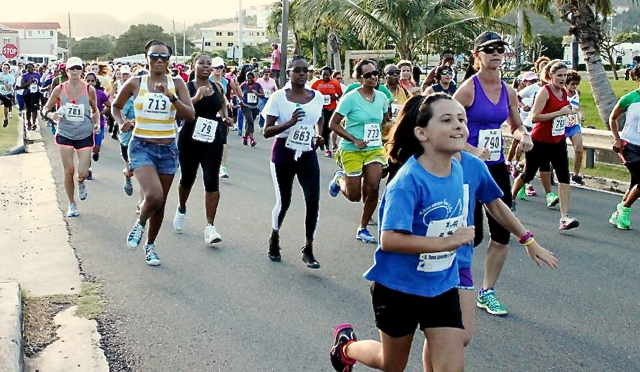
[173,207,187,232]
[510,161,520,179]
[86,169,93,181]
[2,118,7,128]
[525,184,536,196]
[127,220,145,249]
[92,152,100,162]
[330,324,357,372]
[204,224,222,244]
[368,218,376,226]
[123,178,133,196]
[559,215,580,231]
[356,228,376,244]
[268,235,281,262]
[144,243,161,266]
[476,289,508,316]
[609,203,631,230]
[328,170,344,197]
[325,150,332,158]
[301,245,320,269]
[250,140,257,148]
[516,186,527,200]
[67,203,79,217]
[78,181,88,200]
[545,192,559,208]
[571,174,585,186]
[8,112,12,118]
[219,166,229,179]
[243,137,248,146]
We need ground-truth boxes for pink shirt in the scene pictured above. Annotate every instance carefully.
[258,77,277,95]
[271,49,281,71]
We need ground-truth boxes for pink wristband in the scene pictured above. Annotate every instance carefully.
[518,230,534,245]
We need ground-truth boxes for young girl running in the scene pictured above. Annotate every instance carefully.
[330,93,474,372]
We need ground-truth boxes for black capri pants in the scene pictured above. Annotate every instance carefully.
[474,162,512,246]
[177,125,224,193]
[321,109,333,150]
[521,140,570,185]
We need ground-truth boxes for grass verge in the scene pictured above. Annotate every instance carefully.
[579,78,638,130]
[0,114,19,154]
[572,158,629,182]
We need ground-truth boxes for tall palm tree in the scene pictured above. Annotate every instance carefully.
[473,0,639,128]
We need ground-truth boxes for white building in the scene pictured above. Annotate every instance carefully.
[564,42,640,67]
[0,22,61,58]
[197,23,269,52]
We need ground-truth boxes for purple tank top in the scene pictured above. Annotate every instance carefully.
[466,76,509,165]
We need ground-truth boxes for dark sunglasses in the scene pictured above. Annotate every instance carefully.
[213,65,224,69]
[148,52,171,61]
[290,67,309,74]
[362,70,380,79]
[386,70,401,76]
[68,65,83,71]
[440,70,452,76]
[479,45,506,55]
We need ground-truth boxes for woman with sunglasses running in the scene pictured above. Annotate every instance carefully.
[112,40,195,266]
[453,32,533,317]
[42,57,100,217]
[328,59,390,244]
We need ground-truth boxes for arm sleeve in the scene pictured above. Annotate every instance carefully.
[335,93,352,116]
[261,91,281,118]
[381,185,418,234]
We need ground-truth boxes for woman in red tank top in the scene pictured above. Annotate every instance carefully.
[511,60,579,230]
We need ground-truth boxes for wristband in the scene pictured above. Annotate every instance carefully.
[518,230,534,245]
[169,94,178,104]
[523,237,535,246]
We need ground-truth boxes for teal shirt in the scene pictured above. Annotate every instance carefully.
[335,88,389,151]
[344,83,393,105]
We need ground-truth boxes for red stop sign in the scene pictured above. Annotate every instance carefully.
[2,44,18,59]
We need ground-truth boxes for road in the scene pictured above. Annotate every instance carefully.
[42,126,640,371]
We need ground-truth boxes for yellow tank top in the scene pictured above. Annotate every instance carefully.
[133,75,177,139]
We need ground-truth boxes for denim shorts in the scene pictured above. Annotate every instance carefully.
[128,137,179,175]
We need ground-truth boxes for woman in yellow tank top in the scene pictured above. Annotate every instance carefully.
[111,39,195,267]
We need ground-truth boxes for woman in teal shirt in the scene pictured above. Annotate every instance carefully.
[328,59,390,244]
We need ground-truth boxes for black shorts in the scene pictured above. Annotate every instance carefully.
[371,283,463,338]
[474,162,512,246]
[120,144,129,163]
[23,94,40,111]
[0,94,12,107]
[620,140,640,165]
[55,133,94,150]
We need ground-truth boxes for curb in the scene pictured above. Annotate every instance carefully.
[0,282,23,372]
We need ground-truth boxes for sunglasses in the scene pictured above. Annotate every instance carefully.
[479,45,506,54]
[290,67,309,74]
[68,65,83,71]
[386,70,401,76]
[362,71,380,79]
[440,70,452,76]
[213,65,224,69]
[148,52,171,61]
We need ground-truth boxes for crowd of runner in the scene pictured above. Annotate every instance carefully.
[2,29,639,372]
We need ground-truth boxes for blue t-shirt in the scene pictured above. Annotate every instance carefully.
[335,89,389,152]
[456,152,503,269]
[0,73,15,96]
[364,155,466,297]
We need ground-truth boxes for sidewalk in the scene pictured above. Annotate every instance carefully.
[0,120,108,372]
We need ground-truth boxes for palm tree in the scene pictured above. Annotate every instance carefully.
[473,0,639,128]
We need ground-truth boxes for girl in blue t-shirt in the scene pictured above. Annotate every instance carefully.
[330,93,475,372]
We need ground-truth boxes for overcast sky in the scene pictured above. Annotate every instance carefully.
[2,0,275,23]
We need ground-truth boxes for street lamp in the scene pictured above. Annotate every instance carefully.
[279,0,289,87]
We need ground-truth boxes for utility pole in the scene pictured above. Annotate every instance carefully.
[67,12,72,57]
[183,20,186,60]
[571,35,579,71]
[173,20,178,64]
[279,0,289,87]
[238,0,244,63]
[515,8,523,73]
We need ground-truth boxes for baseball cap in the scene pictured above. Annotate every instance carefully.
[474,32,508,51]
[522,71,538,81]
[120,65,131,75]
[211,57,225,68]
[66,57,83,68]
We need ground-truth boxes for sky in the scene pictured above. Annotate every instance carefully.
[1,0,275,23]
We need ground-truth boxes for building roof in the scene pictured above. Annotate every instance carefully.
[201,23,264,31]
[0,22,61,30]
[0,24,18,33]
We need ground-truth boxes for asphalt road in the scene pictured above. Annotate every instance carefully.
[42,126,640,372]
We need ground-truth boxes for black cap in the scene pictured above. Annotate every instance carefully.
[474,32,508,51]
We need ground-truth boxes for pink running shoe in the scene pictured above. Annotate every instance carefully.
[525,184,537,196]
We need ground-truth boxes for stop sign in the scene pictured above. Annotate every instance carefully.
[2,44,18,59]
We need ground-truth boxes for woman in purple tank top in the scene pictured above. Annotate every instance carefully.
[451,32,534,321]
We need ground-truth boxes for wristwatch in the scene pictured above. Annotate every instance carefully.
[169,94,178,104]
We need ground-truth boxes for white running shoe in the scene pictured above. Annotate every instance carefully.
[173,207,187,232]
[67,203,79,217]
[144,243,161,266]
[204,224,222,244]
[127,220,145,249]
[78,181,87,201]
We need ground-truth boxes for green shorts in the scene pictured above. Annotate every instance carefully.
[337,147,387,177]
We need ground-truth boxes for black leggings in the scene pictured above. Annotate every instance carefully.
[177,129,223,192]
[321,109,334,150]
[474,162,512,246]
[521,140,570,184]
[270,138,320,240]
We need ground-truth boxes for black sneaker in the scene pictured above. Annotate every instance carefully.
[571,174,585,186]
[268,235,281,262]
[301,245,320,269]
[92,152,100,162]
[330,324,357,372]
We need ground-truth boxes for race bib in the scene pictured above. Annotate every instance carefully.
[64,103,85,122]
[285,123,314,151]
[364,123,381,147]
[552,116,567,136]
[417,216,463,272]
[390,104,401,118]
[264,90,271,98]
[29,83,38,93]
[143,93,171,121]
[323,95,331,106]
[247,92,257,104]
[478,129,502,161]
[192,116,218,143]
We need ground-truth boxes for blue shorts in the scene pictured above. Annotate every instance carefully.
[565,124,582,138]
[128,137,179,175]
[95,127,105,147]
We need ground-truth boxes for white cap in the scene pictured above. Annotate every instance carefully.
[120,65,131,74]
[211,57,225,68]
[66,56,83,68]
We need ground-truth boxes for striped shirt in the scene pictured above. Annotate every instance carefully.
[133,75,177,139]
